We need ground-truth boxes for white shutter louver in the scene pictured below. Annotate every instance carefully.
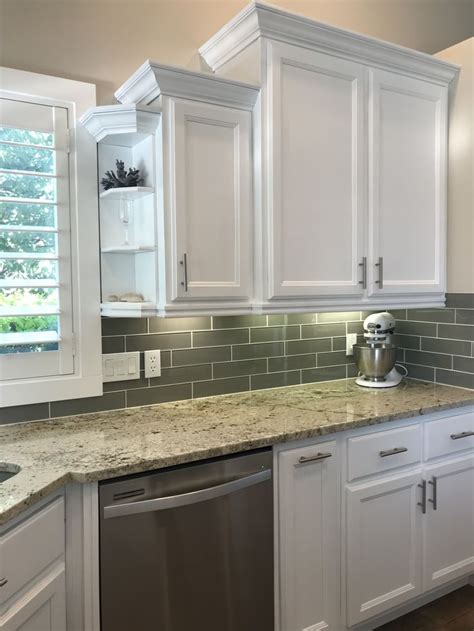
[0,97,74,381]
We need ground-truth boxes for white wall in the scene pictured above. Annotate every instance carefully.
[0,0,472,104]
[436,39,474,293]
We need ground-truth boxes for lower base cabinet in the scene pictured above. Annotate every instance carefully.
[277,439,340,631]
[345,470,424,626]
[0,496,66,631]
[277,408,474,631]
[423,454,474,592]
[1,570,66,631]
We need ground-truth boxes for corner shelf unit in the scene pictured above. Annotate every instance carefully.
[80,104,160,317]
[99,186,154,201]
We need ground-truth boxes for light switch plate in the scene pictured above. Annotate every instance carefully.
[346,333,358,356]
[102,351,140,382]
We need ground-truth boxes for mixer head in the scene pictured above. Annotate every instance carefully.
[363,311,396,343]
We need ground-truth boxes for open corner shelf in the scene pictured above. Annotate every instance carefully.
[99,186,154,201]
[101,301,158,318]
[101,245,156,254]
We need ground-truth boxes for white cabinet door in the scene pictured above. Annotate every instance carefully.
[277,440,340,631]
[367,69,448,297]
[346,470,423,626]
[1,569,66,631]
[264,41,367,302]
[166,98,252,305]
[423,455,474,591]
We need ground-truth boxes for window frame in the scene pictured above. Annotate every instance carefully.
[0,67,102,407]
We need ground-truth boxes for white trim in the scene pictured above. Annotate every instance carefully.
[79,103,161,145]
[199,1,459,85]
[0,67,102,407]
[65,483,100,631]
[114,60,260,110]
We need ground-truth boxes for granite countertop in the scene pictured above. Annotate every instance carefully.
[1,378,473,525]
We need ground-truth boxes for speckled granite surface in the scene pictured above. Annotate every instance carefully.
[1,378,473,525]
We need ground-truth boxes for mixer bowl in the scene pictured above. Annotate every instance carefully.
[353,344,397,382]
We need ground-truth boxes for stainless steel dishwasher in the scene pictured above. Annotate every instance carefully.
[99,448,273,631]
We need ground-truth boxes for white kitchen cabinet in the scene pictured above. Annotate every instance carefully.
[1,570,66,631]
[264,41,367,303]
[367,69,448,299]
[0,496,66,631]
[276,439,340,631]
[158,97,253,309]
[200,1,459,313]
[345,469,424,626]
[83,64,258,316]
[423,454,474,592]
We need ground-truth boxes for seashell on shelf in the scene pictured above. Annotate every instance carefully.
[119,292,145,303]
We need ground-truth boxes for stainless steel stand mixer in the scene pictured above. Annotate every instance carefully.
[353,311,406,388]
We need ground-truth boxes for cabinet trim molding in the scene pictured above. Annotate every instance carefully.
[115,60,260,110]
[199,1,459,86]
[79,104,161,144]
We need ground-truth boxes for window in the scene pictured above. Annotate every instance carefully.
[0,68,102,407]
[0,97,74,380]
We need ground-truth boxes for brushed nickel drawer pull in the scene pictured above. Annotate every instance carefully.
[428,476,437,511]
[417,479,427,514]
[375,256,384,289]
[359,257,367,289]
[180,253,188,292]
[0,578,8,588]
[379,446,408,458]
[450,431,474,440]
[297,452,332,465]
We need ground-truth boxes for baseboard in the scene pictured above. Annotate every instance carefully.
[351,576,471,630]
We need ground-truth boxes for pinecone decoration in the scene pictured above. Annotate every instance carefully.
[101,160,145,190]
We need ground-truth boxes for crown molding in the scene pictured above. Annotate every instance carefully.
[199,1,460,85]
[79,104,160,145]
[114,61,260,109]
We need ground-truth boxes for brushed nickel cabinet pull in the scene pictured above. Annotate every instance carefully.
[180,253,188,292]
[379,446,408,458]
[297,452,332,465]
[375,256,384,289]
[0,578,7,588]
[359,257,367,289]
[417,479,427,514]
[450,431,474,440]
[428,476,437,511]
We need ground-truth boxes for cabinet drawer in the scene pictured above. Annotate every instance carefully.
[347,424,422,481]
[425,411,474,460]
[0,497,64,605]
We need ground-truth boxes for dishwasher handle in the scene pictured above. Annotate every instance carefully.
[104,468,271,519]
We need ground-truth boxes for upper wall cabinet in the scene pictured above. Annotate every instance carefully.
[367,69,447,299]
[200,1,459,313]
[265,42,367,304]
[82,64,258,316]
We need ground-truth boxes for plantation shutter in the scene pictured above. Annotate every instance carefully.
[0,97,74,381]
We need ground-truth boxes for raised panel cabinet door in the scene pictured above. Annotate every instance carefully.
[1,569,66,631]
[367,69,448,297]
[170,98,252,303]
[423,455,474,591]
[265,41,367,301]
[346,470,423,626]
[277,440,340,631]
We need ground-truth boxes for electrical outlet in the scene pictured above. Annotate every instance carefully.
[145,350,161,378]
[346,333,358,356]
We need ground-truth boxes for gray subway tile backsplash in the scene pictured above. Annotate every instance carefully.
[193,376,250,398]
[250,325,301,343]
[3,295,473,424]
